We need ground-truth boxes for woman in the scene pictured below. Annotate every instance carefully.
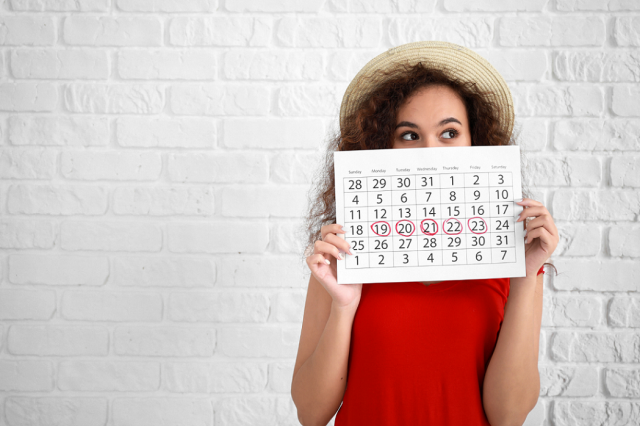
[291,41,559,426]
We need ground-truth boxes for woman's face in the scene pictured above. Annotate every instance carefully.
[392,85,472,149]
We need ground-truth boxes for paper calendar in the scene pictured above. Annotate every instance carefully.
[334,146,526,284]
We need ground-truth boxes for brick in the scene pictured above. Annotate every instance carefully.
[539,365,598,396]
[221,186,308,218]
[605,368,640,397]
[216,397,298,425]
[8,325,108,355]
[164,362,267,393]
[611,156,640,187]
[550,331,640,362]
[277,17,380,48]
[169,16,271,46]
[542,295,601,327]
[113,186,215,216]
[113,256,216,287]
[345,0,435,12]
[5,398,107,425]
[609,225,640,257]
[557,0,640,11]
[63,16,162,46]
[112,399,212,424]
[271,151,320,184]
[608,297,640,327]
[116,117,216,148]
[612,85,640,116]
[555,224,601,256]
[169,84,269,116]
[0,361,53,391]
[445,0,545,11]
[227,0,323,12]
[512,85,603,116]
[218,255,308,288]
[0,16,55,45]
[167,222,268,254]
[114,326,215,356]
[60,221,162,252]
[7,184,108,215]
[614,16,640,46]
[325,49,384,81]
[8,254,108,285]
[553,119,640,151]
[271,220,307,254]
[277,84,344,116]
[58,361,159,391]
[515,119,547,151]
[11,49,109,79]
[64,84,164,114]
[168,291,269,322]
[0,289,55,320]
[61,151,162,181]
[9,115,109,147]
[272,291,305,322]
[219,326,300,357]
[524,156,600,186]
[553,401,640,426]
[167,152,268,183]
[10,0,109,11]
[0,83,57,112]
[389,17,492,48]
[554,51,640,82]
[0,148,56,179]
[268,361,294,392]
[0,220,55,250]
[552,260,640,291]
[224,49,322,81]
[482,50,547,82]
[61,291,163,321]
[552,190,640,221]
[116,0,216,12]
[499,17,605,46]
[118,50,217,80]
[223,118,322,149]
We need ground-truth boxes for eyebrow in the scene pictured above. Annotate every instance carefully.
[395,117,462,129]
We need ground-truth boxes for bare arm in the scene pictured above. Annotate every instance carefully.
[482,269,544,426]
[291,273,359,426]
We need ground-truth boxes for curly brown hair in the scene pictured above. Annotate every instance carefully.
[302,61,520,257]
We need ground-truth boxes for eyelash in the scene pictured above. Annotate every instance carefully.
[400,128,459,140]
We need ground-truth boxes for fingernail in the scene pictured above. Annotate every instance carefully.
[324,259,331,265]
[348,250,353,255]
[340,226,345,232]
[337,253,343,260]
[524,229,528,237]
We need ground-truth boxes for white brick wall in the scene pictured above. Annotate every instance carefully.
[0,1,637,425]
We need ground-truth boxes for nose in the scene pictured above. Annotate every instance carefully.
[417,136,438,148]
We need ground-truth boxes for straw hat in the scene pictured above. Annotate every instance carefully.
[339,41,515,140]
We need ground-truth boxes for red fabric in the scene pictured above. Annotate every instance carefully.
[335,266,544,425]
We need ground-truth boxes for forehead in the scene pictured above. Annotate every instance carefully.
[397,85,467,118]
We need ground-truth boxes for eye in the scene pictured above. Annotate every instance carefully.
[441,129,459,139]
[400,131,418,141]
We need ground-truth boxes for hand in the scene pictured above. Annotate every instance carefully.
[305,224,363,310]
[516,198,559,276]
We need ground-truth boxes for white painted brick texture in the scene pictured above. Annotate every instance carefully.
[0,1,637,425]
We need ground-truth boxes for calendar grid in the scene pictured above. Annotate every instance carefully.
[343,172,517,270]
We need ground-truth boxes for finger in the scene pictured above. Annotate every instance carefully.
[321,224,346,240]
[525,226,554,250]
[516,198,544,207]
[324,232,353,255]
[314,240,344,261]
[306,253,331,267]
[516,206,549,222]
[525,215,558,239]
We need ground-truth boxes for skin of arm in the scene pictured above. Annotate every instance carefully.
[482,269,544,426]
[291,274,358,426]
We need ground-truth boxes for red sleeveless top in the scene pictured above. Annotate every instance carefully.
[335,269,543,425]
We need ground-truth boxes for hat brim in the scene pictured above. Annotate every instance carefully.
[339,41,515,141]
